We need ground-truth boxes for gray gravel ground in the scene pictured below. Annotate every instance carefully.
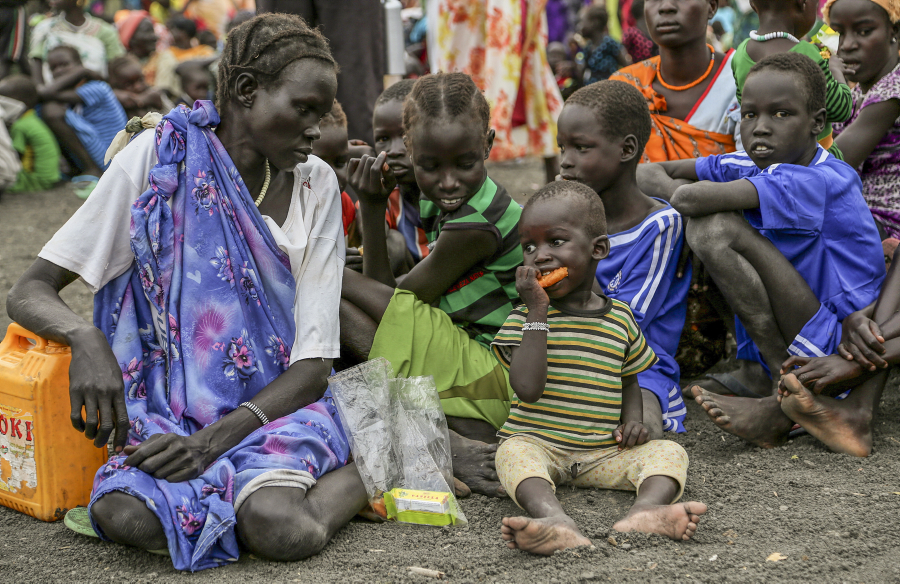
[1,161,899,583]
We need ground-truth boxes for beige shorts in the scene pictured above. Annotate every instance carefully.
[495,435,689,508]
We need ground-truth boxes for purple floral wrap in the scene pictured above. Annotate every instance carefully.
[87,102,349,571]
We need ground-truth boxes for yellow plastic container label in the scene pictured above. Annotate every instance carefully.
[0,405,36,497]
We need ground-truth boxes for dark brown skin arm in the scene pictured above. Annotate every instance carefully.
[612,374,649,450]
[122,357,332,483]
[619,374,643,425]
[834,99,900,170]
[9,259,333,482]
[636,160,698,201]
[507,266,550,404]
[349,151,497,302]
[8,259,130,450]
[670,178,759,217]
[30,58,44,88]
[36,66,95,102]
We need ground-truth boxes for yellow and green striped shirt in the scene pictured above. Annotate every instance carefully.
[492,299,657,449]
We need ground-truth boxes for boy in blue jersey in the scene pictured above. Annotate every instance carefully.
[557,80,689,438]
[38,45,127,183]
[646,52,885,451]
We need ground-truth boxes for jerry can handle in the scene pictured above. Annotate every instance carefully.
[3,323,50,352]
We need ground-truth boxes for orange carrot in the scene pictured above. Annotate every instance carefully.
[537,267,568,288]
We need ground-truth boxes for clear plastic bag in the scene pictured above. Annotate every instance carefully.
[329,358,466,526]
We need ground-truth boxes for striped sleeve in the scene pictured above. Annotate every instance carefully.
[75,81,107,108]
[616,301,657,376]
[491,305,527,367]
[794,42,852,125]
[613,208,683,321]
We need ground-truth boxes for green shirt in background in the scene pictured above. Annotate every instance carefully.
[420,177,523,347]
[10,110,61,193]
[731,39,852,159]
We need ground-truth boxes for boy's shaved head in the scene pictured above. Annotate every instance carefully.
[321,99,347,130]
[747,52,826,115]
[525,181,607,238]
[566,80,652,158]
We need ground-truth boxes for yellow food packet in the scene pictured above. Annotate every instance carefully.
[383,488,461,526]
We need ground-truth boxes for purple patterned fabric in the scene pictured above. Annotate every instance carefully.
[87,101,349,571]
[834,63,900,238]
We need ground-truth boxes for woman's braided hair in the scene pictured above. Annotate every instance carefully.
[216,13,336,114]
[402,72,491,148]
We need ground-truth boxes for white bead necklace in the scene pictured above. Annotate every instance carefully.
[254,159,271,207]
[749,30,800,43]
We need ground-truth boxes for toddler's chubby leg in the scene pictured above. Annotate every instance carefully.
[575,440,707,541]
[496,438,591,555]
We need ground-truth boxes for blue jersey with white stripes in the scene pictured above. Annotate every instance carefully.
[696,148,884,322]
[595,201,689,432]
[73,81,127,168]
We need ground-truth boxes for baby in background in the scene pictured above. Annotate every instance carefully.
[491,180,706,555]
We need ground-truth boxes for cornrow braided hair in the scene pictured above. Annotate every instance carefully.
[320,99,347,130]
[216,13,336,115]
[375,78,416,107]
[526,180,607,238]
[402,72,491,147]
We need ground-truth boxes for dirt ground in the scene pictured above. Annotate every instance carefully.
[1,160,900,583]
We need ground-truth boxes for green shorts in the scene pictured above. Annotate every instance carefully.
[369,289,513,430]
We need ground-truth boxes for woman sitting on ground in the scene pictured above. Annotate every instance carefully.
[7,13,368,572]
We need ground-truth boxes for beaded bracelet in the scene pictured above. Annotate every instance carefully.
[239,401,270,426]
[522,322,550,332]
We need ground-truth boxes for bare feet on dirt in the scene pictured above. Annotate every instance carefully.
[685,360,773,398]
[612,502,708,541]
[500,515,592,555]
[691,387,793,448]
[779,373,873,457]
[450,432,507,498]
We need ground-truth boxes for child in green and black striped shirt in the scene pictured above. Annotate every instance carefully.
[491,181,706,556]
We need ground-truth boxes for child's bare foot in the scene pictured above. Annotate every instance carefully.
[691,387,792,448]
[449,432,507,498]
[613,502,708,541]
[779,373,873,457]
[500,515,591,555]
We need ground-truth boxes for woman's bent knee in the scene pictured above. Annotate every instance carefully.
[237,491,329,561]
[92,491,166,550]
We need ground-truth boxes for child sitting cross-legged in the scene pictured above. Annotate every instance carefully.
[643,52,885,453]
[558,80,690,438]
[492,181,706,555]
[340,72,524,496]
